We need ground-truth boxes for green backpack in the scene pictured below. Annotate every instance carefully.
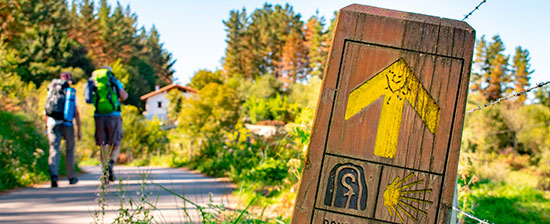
[92,68,120,114]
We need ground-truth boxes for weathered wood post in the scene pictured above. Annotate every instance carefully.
[292,4,475,224]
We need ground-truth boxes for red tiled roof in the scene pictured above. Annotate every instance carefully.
[140,83,197,100]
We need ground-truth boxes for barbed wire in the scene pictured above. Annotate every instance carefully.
[463,0,487,21]
[453,207,491,224]
[466,81,550,114]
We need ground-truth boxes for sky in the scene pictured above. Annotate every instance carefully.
[106,0,549,87]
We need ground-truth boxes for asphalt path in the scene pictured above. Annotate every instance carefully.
[0,166,235,224]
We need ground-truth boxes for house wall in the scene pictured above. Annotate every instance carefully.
[145,93,169,121]
[144,90,194,122]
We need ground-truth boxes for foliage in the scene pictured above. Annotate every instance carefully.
[243,94,298,123]
[222,3,336,82]
[0,0,176,110]
[0,111,50,190]
[121,105,169,159]
[470,35,533,103]
[189,69,224,90]
[289,76,322,110]
[179,82,240,138]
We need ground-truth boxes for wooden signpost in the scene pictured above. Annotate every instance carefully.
[292,4,475,224]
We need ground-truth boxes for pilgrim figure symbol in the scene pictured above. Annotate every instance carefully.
[324,163,367,210]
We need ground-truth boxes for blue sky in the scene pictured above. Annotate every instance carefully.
[107,0,549,87]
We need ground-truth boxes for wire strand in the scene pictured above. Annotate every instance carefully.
[453,207,491,224]
[463,0,487,21]
[466,81,550,114]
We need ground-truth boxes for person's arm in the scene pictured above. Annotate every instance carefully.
[74,104,81,141]
[118,87,128,101]
[113,78,128,101]
[43,114,48,128]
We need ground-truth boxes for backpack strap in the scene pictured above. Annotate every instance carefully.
[107,71,121,111]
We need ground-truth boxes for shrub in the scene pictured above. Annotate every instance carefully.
[0,111,50,190]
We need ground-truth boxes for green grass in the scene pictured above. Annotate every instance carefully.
[460,181,550,224]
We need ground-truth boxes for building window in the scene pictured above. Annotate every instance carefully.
[158,101,162,108]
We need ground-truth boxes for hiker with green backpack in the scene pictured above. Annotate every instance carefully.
[44,72,81,188]
[85,66,128,183]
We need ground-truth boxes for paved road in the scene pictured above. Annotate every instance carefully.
[0,166,234,224]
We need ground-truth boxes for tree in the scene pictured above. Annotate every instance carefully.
[320,11,338,74]
[304,14,325,78]
[124,56,157,110]
[7,0,91,85]
[223,9,247,77]
[139,25,176,86]
[179,83,239,139]
[188,69,223,90]
[511,46,533,104]
[470,36,487,92]
[278,29,308,83]
[471,35,511,102]
[241,3,303,79]
[534,85,550,107]
[69,0,103,72]
[483,36,510,101]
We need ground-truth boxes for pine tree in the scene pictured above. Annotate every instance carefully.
[8,0,91,85]
[473,35,511,102]
[511,46,533,104]
[223,9,247,77]
[69,0,103,71]
[304,13,325,78]
[319,11,337,79]
[470,36,487,92]
[485,53,509,101]
[279,29,308,83]
[243,3,303,78]
[140,25,176,85]
[96,0,112,66]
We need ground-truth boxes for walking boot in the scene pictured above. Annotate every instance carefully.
[108,159,116,182]
[51,175,58,188]
[69,177,79,185]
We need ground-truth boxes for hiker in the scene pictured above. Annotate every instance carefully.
[44,72,81,188]
[85,66,128,183]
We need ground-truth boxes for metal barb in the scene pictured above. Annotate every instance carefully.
[463,0,487,21]
[453,207,491,224]
[466,80,550,114]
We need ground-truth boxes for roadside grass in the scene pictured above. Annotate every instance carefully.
[459,180,550,224]
[91,166,286,224]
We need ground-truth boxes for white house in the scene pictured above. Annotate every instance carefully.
[140,83,197,122]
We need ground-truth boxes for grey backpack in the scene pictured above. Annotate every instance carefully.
[45,79,69,120]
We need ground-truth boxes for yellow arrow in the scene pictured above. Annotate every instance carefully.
[345,59,440,158]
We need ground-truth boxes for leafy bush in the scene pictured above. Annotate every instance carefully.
[243,94,299,123]
[0,111,50,190]
[121,105,169,160]
[242,157,289,188]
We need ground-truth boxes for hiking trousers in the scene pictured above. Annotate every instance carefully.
[47,124,76,179]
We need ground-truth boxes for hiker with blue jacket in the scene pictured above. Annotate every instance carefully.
[85,66,128,183]
[44,72,81,188]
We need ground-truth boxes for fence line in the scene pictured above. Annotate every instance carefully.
[466,81,550,114]
[463,0,487,20]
